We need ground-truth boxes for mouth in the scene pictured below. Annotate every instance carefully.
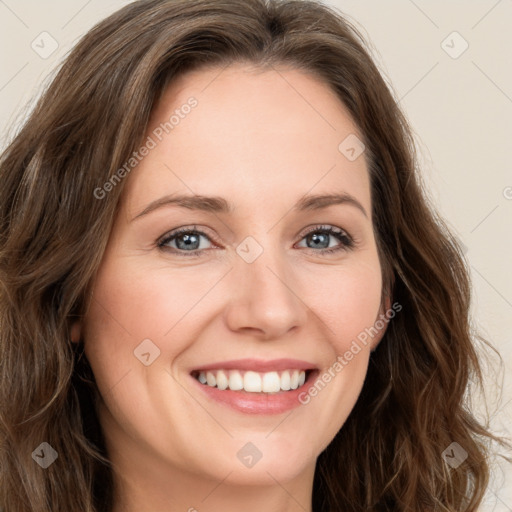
[188,358,319,414]
[190,368,316,394]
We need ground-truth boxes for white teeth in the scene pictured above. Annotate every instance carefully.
[244,371,262,392]
[290,370,299,389]
[195,369,308,393]
[280,370,291,391]
[216,370,229,390]
[228,370,243,391]
[262,371,280,393]
[206,371,216,387]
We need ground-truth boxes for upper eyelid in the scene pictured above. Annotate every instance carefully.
[158,226,217,246]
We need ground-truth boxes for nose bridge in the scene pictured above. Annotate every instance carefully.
[224,232,308,338]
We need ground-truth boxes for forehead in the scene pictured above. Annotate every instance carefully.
[121,63,371,218]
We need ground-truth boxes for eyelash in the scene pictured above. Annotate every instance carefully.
[157,224,356,258]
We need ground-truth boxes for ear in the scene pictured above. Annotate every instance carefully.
[70,320,82,344]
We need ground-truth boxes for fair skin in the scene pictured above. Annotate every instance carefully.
[73,63,389,512]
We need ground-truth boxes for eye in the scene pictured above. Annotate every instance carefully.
[157,224,356,258]
[295,225,355,255]
[158,226,215,257]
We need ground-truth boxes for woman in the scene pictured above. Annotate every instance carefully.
[0,1,508,511]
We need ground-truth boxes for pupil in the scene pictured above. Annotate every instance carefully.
[310,233,328,249]
[178,233,198,250]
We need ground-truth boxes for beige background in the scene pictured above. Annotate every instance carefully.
[0,0,510,509]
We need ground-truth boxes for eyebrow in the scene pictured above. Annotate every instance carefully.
[131,192,368,221]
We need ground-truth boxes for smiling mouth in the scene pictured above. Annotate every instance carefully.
[190,369,315,393]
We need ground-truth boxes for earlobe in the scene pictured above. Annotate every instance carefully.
[70,320,82,343]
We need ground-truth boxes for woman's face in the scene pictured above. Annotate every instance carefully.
[76,63,388,495]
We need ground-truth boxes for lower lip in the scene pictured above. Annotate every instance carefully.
[190,371,319,415]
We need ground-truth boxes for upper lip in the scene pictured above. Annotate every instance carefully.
[190,358,318,373]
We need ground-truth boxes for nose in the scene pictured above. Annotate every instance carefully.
[223,245,308,340]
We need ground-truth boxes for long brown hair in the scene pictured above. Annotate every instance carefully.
[0,1,509,510]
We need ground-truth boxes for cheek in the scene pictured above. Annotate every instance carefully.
[81,256,226,388]
[86,256,218,341]
[291,256,383,452]
[301,256,383,352]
